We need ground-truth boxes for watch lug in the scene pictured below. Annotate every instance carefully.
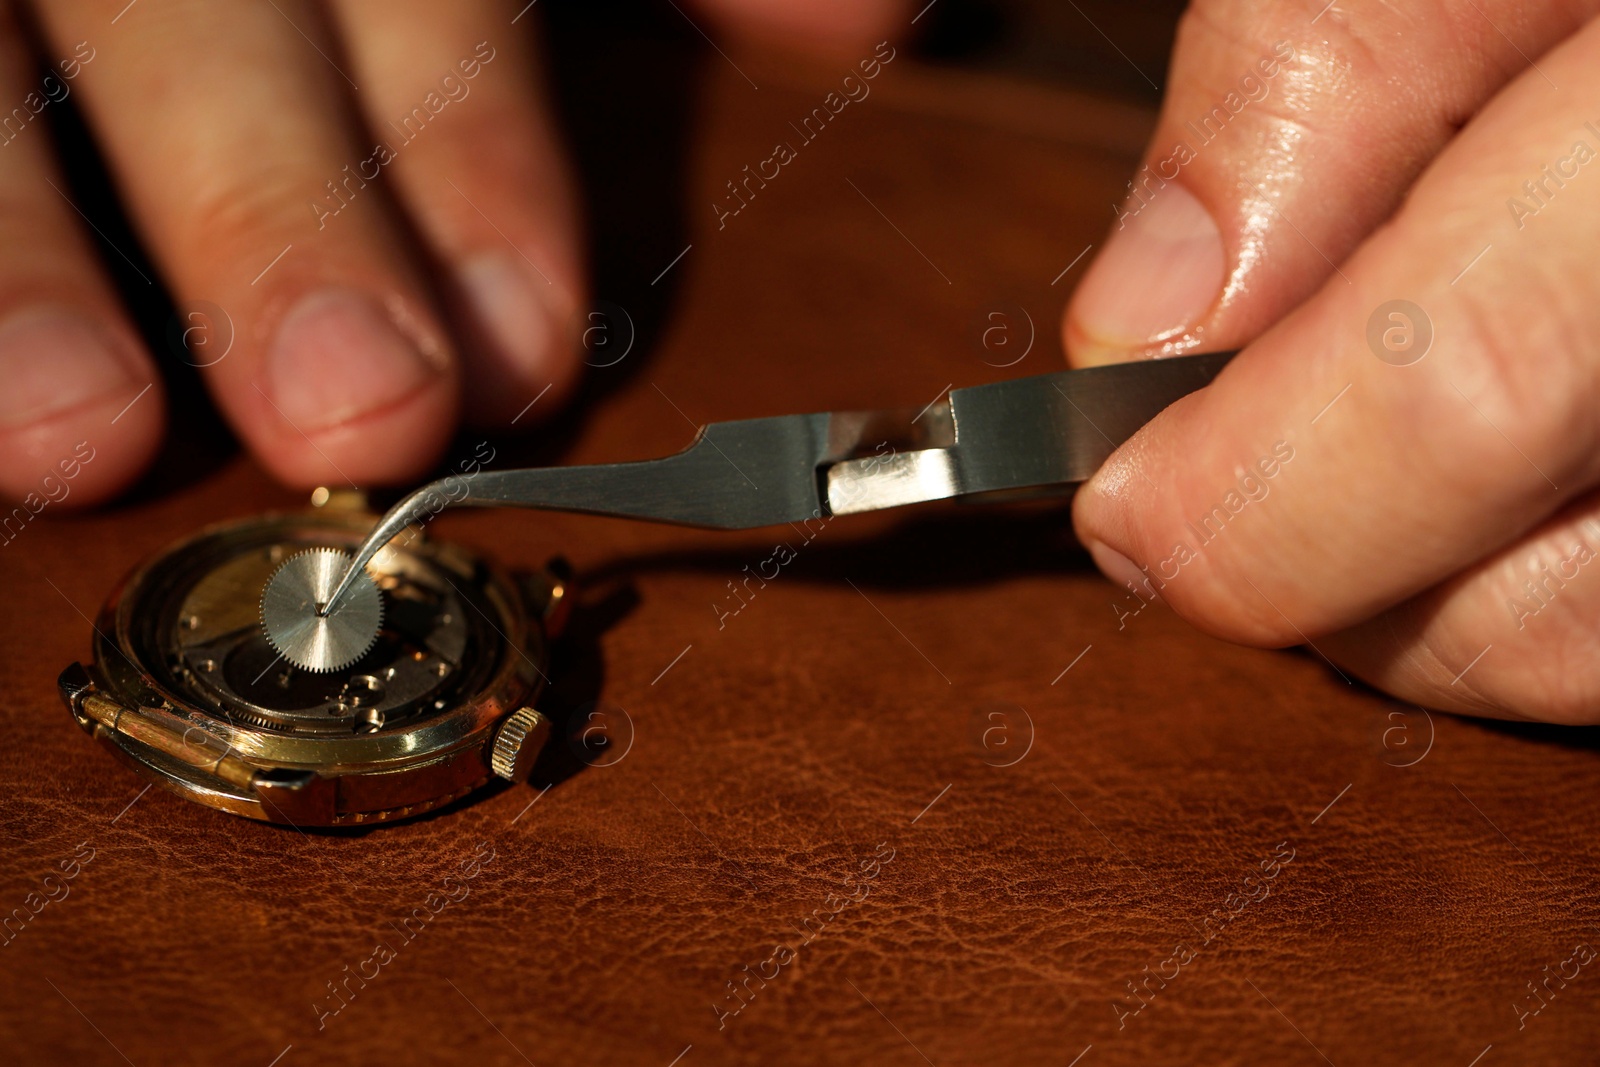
[58,661,95,727]
[309,486,370,512]
[523,557,575,640]
[254,768,338,824]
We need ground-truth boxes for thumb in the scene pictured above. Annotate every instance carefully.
[1063,0,1597,366]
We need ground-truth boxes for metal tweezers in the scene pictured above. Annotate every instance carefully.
[321,352,1233,613]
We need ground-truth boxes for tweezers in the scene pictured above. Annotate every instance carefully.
[321,351,1233,613]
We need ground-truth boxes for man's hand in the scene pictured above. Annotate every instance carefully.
[1065,0,1600,722]
[0,0,902,503]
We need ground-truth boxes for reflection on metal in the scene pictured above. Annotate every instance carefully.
[319,352,1235,619]
[60,511,559,826]
[261,548,383,672]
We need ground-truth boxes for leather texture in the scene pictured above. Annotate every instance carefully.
[4,14,1600,1067]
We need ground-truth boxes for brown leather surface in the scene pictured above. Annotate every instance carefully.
[5,24,1600,1067]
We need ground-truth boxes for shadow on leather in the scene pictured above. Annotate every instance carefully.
[579,500,1092,593]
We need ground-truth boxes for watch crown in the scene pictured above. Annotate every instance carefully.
[491,707,550,783]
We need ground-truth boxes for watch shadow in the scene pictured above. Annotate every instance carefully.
[298,575,640,836]
[519,577,644,791]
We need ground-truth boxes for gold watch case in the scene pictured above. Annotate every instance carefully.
[58,504,570,827]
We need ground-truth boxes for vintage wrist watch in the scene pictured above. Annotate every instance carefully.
[58,352,1232,827]
[58,497,572,826]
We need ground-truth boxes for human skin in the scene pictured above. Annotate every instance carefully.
[7,1,1597,723]
[1065,0,1600,722]
[0,0,906,501]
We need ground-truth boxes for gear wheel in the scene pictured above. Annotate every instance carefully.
[259,548,383,672]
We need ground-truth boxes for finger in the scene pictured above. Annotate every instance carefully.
[1321,493,1600,724]
[32,0,459,488]
[1072,18,1600,649]
[1063,0,1599,367]
[0,5,162,507]
[691,0,908,55]
[328,0,583,429]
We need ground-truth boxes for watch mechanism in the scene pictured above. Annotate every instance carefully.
[58,506,568,826]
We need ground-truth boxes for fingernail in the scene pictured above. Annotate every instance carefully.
[1086,540,1158,598]
[459,254,567,382]
[0,309,139,429]
[1069,182,1224,360]
[266,289,440,433]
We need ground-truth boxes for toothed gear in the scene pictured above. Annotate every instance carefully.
[259,548,383,672]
